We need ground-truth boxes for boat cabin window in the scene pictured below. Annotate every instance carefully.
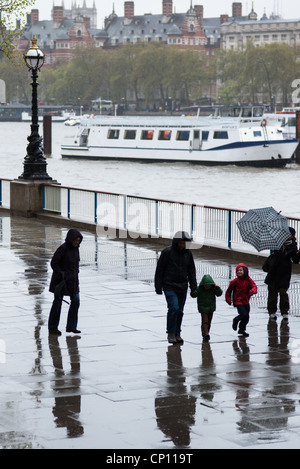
[202,131,209,140]
[141,130,154,140]
[108,129,120,139]
[288,117,296,127]
[213,131,228,139]
[253,130,262,137]
[124,129,136,140]
[158,130,171,140]
[176,130,190,141]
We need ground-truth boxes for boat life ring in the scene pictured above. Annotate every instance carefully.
[261,118,267,127]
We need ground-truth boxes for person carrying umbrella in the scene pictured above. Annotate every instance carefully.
[264,227,300,320]
[48,228,83,335]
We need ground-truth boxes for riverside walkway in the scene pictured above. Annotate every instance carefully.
[1,213,300,450]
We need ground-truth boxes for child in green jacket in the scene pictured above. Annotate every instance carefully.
[192,274,223,342]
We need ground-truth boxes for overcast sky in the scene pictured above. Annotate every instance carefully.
[26,0,300,28]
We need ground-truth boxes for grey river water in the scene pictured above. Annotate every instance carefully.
[1,120,300,217]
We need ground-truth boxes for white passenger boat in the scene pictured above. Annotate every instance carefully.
[60,115,298,167]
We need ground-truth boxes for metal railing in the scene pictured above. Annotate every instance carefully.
[1,179,299,254]
[41,183,300,253]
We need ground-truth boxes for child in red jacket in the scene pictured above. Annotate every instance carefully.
[225,263,257,337]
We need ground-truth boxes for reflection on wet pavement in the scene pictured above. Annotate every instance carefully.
[1,214,300,449]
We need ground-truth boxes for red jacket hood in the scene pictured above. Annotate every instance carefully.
[236,263,249,277]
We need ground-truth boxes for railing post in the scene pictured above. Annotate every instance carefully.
[228,210,232,248]
[67,188,71,219]
[190,204,194,240]
[42,185,45,213]
[155,200,159,235]
[94,192,98,224]
[123,195,127,230]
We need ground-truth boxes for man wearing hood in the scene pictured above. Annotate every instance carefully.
[264,227,300,320]
[48,228,83,335]
[154,231,197,344]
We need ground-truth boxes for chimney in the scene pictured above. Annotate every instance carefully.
[31,9,39,25]
[232,2,242,17]
[53,6,64,25]
[194,5,203,23]
[84,16,91,29]
[163,0,173,17]
[124,1,134,19]
[220,14,229,24]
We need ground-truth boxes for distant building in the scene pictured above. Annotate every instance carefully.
[15,0,298,65]
[62,0,97,29]
[221,4,300,50]
[15,0,238,64]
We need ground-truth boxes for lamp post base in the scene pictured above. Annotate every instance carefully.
[19,132,52,181]
[19,160,52,181]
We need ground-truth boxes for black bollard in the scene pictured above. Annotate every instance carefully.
[43,115,52,156]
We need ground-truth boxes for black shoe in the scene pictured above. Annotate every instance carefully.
[203,334,210,342]
[49,329,62,335]
[175,335,184,344]
[66,329,81,334]
[238,330,249,337]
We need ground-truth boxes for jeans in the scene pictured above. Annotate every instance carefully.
[164,290,187,336]
[234,304,250,332]
[48,293,80,331]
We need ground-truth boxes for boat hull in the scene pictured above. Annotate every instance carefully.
[61,140,298,167]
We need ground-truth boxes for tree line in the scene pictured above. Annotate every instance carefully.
[0,41,299,109]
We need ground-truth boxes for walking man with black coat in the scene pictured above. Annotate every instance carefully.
[154,231,197,344]
[265,227,300,320]
[48,228,83,335]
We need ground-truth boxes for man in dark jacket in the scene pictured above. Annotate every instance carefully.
[48,228,83,335]
[265,227,300,320]
[154,231,197,344]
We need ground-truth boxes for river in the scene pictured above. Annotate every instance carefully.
[1,120,300,217]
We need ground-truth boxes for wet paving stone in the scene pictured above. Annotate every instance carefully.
[1,214,300,450]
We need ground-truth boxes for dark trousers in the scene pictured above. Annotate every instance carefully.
[164,290,187,336]
[48,293,80,331]
[267,282,289,315]
[234,304,250,332]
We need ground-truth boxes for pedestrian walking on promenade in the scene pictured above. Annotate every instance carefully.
[48,228,83,335]
[154,231,197,344]
[225,263,257,337]
[192,274,223,342]
[263,227,300,320]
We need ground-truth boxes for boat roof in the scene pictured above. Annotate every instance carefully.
[79,115,247,129]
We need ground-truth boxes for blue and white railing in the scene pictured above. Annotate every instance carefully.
[1,179,299,255]
[41,183,300,254]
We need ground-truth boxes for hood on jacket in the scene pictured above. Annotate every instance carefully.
[172,231,192,248]
[236,263,249,278]
[199,274,215,286]
[65,228,83,247]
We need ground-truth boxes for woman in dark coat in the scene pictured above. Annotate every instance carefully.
[265,227,300,319]
[48,228,83,334]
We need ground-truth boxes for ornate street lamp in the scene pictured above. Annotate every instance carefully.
[19,36,52,180]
